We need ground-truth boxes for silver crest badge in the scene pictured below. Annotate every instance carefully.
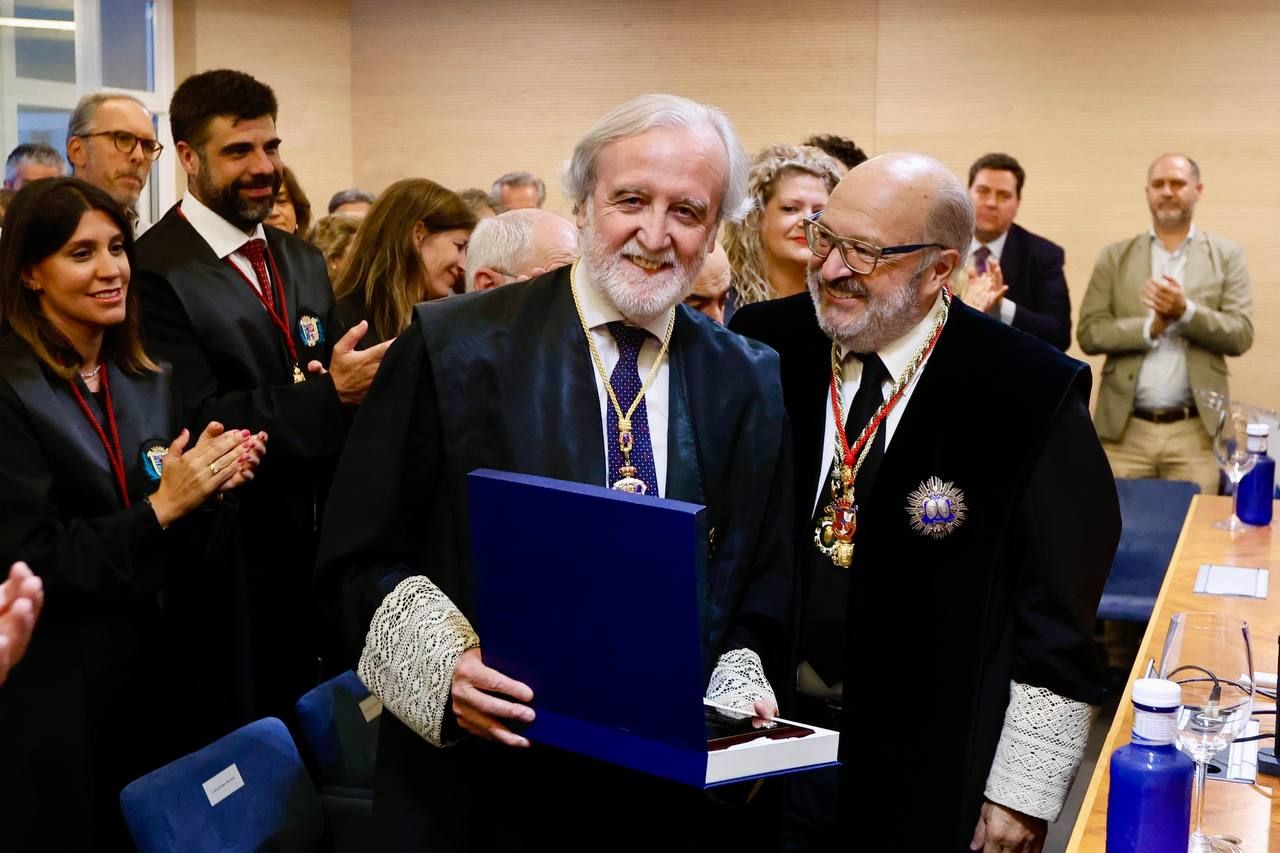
[907,476,967,538]
[298,314,324,348]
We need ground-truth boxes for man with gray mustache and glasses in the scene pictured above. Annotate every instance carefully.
[317,93,794,851]
[66,93,161,236]
[732,153,1119,852]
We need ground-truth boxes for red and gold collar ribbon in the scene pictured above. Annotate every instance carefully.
[816,286,951,567]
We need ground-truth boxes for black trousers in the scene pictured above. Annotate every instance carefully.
[783,694,842,852]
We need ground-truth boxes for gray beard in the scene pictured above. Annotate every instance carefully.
[808,262,927,353]
[577,214,703,326]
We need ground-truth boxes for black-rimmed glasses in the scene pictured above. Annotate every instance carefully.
[802,210,945,275]
[80,130,164,161]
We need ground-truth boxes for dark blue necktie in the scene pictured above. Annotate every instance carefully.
[606,321,659,496]
[973,245,991,276]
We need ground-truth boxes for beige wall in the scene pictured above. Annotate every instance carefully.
[172,0,354,221]
[186,0,1279,408]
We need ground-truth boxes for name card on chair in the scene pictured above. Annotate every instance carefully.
[202,763,245,807]
[358,695,383,722]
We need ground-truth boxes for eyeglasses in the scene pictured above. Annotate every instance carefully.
[80,130,165,161]
[802,211,945,275]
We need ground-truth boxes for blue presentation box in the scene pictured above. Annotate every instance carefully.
[467,469,838,788]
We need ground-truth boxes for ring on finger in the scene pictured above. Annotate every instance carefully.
[209,462,220,475]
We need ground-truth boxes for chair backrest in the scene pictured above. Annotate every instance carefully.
[120,717,324,853]
[1097,478,1201,622]
[295,669,380,789]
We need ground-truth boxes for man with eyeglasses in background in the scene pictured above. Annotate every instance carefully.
[66,92,163,236]
[732,153,1118,852]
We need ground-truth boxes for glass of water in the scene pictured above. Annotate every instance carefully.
[1212,407,1257,531]
[1159,612,1254,852]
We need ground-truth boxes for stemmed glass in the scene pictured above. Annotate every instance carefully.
[1159,612,1254,853]
[1212,407,1257,531]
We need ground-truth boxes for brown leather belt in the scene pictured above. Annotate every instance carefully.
[1133,405,1198,424]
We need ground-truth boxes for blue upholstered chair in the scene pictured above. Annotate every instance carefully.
[1097,478,1201,623]
[295,670,380,853]
[120,717,324,853]
[295,670,379,789]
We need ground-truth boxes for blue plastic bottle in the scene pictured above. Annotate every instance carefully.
[1237,423,1275,527]
[1106,678,1194,852]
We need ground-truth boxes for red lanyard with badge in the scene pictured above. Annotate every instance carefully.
[68,369,131,508]
[178,205,305,383]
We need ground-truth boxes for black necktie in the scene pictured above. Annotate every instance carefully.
[844,352,889,508]
[801,351,890,689]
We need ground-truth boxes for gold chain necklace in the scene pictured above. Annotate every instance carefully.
[569,260,676,494]
[815,290,950,567]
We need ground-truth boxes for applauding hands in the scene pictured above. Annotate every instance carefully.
[1142,274,1188,338]
[0,562,43,687]
[146,422,268,528]
[961,259,1008,314]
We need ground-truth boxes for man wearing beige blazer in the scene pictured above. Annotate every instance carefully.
[1078,153,1253,495]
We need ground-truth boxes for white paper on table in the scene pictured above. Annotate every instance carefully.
[1193,564,1269,599]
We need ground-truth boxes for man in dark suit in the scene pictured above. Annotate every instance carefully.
[135,69,389,719]
[731,153,1118,852]
[317,94,793,852]
[957,152,1072,350]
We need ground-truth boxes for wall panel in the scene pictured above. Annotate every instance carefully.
[181,0,1278,408]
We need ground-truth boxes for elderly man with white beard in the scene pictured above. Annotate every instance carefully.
[731,153,1119,853]
[316,94,795,852]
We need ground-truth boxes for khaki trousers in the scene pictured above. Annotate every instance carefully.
[1101,416,1220,497]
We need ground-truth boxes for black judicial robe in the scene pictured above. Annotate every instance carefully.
[135,209,350,716]
[316,266,795,851]
[731,294,1119,851]
[0,334,248,852]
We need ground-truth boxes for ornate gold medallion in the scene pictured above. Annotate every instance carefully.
[814,462,858,568]
[813,287,952,568]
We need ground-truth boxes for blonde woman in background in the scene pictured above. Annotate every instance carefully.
[333,178,476,348]
[308,213,361,284]
[723,144,843,307]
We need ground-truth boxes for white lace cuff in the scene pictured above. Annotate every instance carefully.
[356,575,480,747]
[704,648,777,713]
[984,680,1096,821]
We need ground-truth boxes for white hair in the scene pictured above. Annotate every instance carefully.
[561,93,751,224]
[464,213,535,292]
[925,179,975,271]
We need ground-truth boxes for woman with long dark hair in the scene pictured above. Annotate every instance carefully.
[0,177,267,850]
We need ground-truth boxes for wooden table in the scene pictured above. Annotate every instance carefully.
[1067,496,1279,851]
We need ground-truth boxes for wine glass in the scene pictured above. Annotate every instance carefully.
[1159,612,1254,852]
[1212,406,1257,531]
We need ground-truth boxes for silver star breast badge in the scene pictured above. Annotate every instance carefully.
[906,476,967,538]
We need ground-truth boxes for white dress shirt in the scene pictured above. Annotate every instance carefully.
[574,262,671,497]
[968,230,1017,325]
[181,191,273,296]
[811,291,946,514]
[1135,225,1200,409]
